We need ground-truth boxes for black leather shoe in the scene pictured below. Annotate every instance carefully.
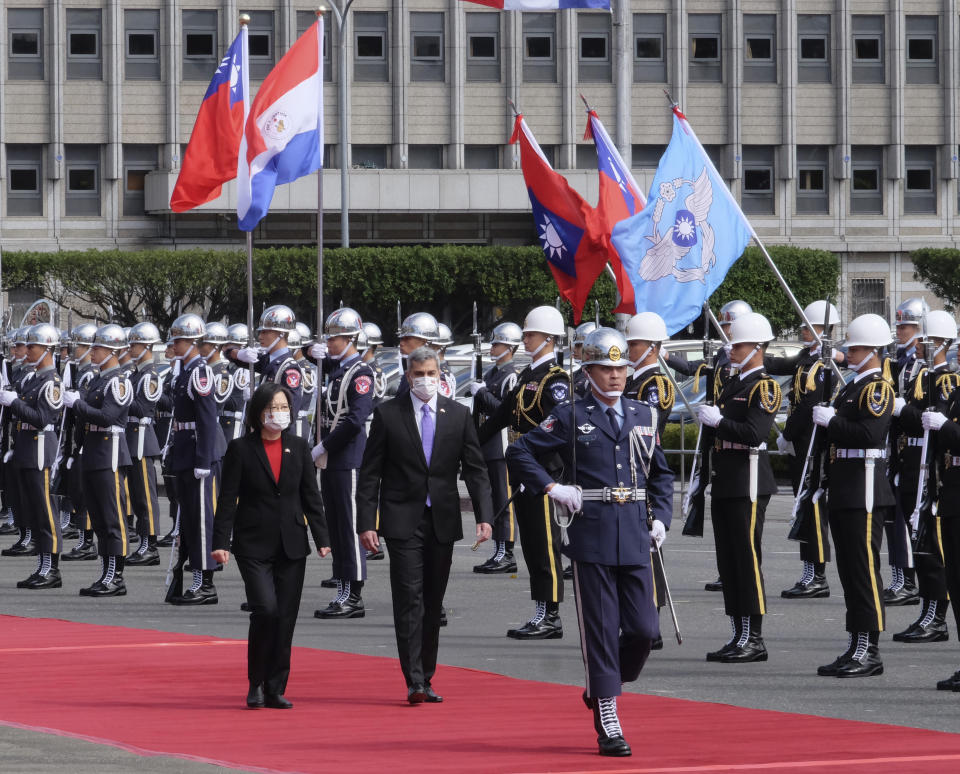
[240,602,251,612]
[366,548,385,560]
[174,586,219,605]
[156,531,176,548]
[781,573,829,599]
[719,634,768,663]
[835,651,883,677]
[424,685,443,703]
[706,642,736,662]
[894,619,948,643]
[264,693,293,709]
[61,525,80,540]
[17,572,42,589]
[61,542,97,561]
[818,651,854,677]
[884,583,920,606]
[23,570,62,590]
[2,541,37,557]
[314,594,365,619]
[79,578,127,597]
[473,552,518,574]
[407,684,427,704]
[704,577,723,592]
[0,522,17,535]
[439,607,448,627]
[507,611,562,640]
[563,565,573,579]
[650,636,664,650]
[597,733,631,757]
[247,683,265,708]
[126,546,160,566]
[320,577,339,588]
[936,670,960,691]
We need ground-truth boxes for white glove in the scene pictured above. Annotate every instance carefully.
[235,347,259,364]
[893,397,906,417]
[547,483,582,513]
[812,405,836,427]
[776,434,795,456]
[922,411,948,432]
[309,342,328,359]
[698,404,722,427]
[650,519,666,549]
[242,386,252,402]
[3,451,12,463]
[0,390,16,407]
[66,457,75,470]
[832,349,845,363]
[468,381,486,396]
[194,467,211,479]
[311,442,326,461]
[63,390,80,408]
[909,508,920,532]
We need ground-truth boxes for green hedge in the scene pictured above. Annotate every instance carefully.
[661,419,792,479]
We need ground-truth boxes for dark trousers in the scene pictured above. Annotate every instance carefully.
[18,466,60,554]
[899,487,948,599]
[711,495,769,617]
[884,491,913,569]
[163,471,178,530]
[175,462,220,571]
[940,516,960,634]
[235,553,306,695]
[384,509,454,689]
[68,456,90,530]
[320,467,365,582]
[651,548,666,609]
[788,451,831,564]
[571,561,658,699]
[84,467,129,557]
[6,466,23,531]
[486,458,516,544]
[829,507,886,633]
[128,456,160,539]
[515,489,564,603]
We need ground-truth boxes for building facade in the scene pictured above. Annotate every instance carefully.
[2,1,959,319]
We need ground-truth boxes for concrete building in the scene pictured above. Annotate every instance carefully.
[1,1,958,319]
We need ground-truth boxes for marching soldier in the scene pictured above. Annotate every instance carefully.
[478,305,570,639]
[124,322,164,567]
[0,324,64,588]
[395,313,440,401]
[1,328,36,557]
[571,322,597,397]
[310,308,375,619]
[696,312,781,663]
[469,321,521,574]
[63,324,134,597]
[889,310,958,642]
[506,327,674,757]
[812,313,895,677]
[200,321,236,466]
[221,323,252,443]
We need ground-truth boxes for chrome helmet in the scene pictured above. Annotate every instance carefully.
[71,322,98,346]
[26,323,60,348]
[129,321,162,346]
[94,324,128,350]
[288,329,302,348]
[895,297,929,327]
[432,323,454,348]
[718,299,753,325]
[324,307,363,338]
[490,322,523,347]
[362,322,384,347]
[572,321,598,346]
[399,312,439,341]
[203,321,229,347]
[295,321,313,345]
[169,313,206,340]
[226,323,249,346]
[13,326,29,346]
[258,304,296,334]
[581,327,629,367]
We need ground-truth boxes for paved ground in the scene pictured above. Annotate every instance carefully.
[2,490,959,771]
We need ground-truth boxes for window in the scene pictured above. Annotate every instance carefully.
[466,13,500,82]
[850,146,883,214]
[741,146,774,215]
[744,15,776,83]
[7,8,44,80]
[64,145,101,217]
[408,145,443,169]
[523,14,556,83]
[122,144,157,217]
[906,16,938,85]
[465,145,500,169]
[634,14,666,83]
[182,10,217,80]
[125,10,160,80]
[66,9,102,80]
[798,14,830,83]
[631,145,667,169]
[851,278,888,319]
[904,146,936,214]
[578,12,611,82]
[410,12,444,82]
[852,15,884,84]
[576,145,596,170]
[352,145,388,169]
[689,14,721,83]
[796,145,829,214]
[6,144,43,217]
[247,12,275,80]
[354,12,388,82]
[297,11,333,82]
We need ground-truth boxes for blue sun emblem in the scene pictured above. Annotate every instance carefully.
[671,209,697,247]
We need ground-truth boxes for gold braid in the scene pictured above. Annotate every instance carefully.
[514,365,567,430]
[749,378,782,415]
[860,380,894,417]
[937,372,960,402]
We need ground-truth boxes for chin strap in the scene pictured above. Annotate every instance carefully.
[529,337,551,358]
[585,371,623,399]
[731,344,761,371]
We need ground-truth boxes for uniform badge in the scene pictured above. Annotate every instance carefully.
[197,375,208,391]
[285,370,301,389]
[540,416,556,433]
[647,387,659,406]
[52,386,61,403]
[551,383,569,402]
[355,375,372,395]
[577,423,596,434]
[525,382,538,391]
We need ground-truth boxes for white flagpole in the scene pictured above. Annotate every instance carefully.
[315,9,326,444]
[238,16,255,387]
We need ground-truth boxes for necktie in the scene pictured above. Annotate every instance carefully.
[606,407,620,433]
[421,404,434,506]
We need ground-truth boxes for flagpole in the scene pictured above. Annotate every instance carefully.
[316,8,326,338]
[238,15,256,388]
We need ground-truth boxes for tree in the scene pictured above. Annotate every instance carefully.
[911,248,960,310]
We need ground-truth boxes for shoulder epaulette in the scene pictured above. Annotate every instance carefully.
[749,376,782,415]
[859,378,894,417]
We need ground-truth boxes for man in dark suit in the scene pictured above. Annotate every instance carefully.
[356,346,493,704]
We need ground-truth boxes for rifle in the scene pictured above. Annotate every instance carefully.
[553,325,579,545]
[911,335,939,555]
[682,303,717,537]
[395,299,404,378]
[788,297,834,541]
[471,301,483,382]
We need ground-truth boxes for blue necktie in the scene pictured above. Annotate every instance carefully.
[607,407,620,433]
[421,404,434,506]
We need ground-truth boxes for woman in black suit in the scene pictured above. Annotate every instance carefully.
[212,382,330,709]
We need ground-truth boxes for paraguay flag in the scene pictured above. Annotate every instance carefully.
[463,0,609,8]
[510,115,608,324]
[170,29,248,212]
[584,109,645,314]
[237,17,324,231]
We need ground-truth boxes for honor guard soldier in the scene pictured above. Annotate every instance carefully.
[429,324,458,399]
[232,306,305,436]
[507,327,674,757]
[63,324,134,597]
[289,323,318,440]
[309,308,375,619]
[155,339,180,546]
[478,305,571,639]
[358,322,388,405]
[812,314,895,677]
[395,313,440,401]
[123,322,164,567]
[469,322,522,574]
[779,301,840,599]
[696,312,781,663]
[167,314,226,605]
[889,310,958,641]
[199,321,236,460]
[0,324,64,588]
[667,300,752,387]
[221,323,252,442]
[571,322,597,397]
[1,328,36,557]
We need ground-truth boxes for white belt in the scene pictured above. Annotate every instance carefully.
[128,417,153,425]
[716,441,768,451]
[834,448,887,459]
[904,437,923,447]
[223,411,244,419]
[297,410,310,418]
[173,421,196,431]
[946,456,960,468]
[87,424,124,433]
[580,487,646,504]
[17,423,54,432]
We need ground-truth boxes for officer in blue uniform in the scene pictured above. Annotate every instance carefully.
[507,327,673,758]
[291,323,317,441]
[309,308,375,619]
[394,313,440,401]
[220,323,252,444]
[359,322,387,408]
[166,314,225,605]
[63,324,134,597]
[199,321,235,487]
[0,324,64,588]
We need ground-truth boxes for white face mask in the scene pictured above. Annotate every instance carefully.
[847,350,875,373]
[585,371,623,399]
[264,411,291,431]
[411,376,439,402]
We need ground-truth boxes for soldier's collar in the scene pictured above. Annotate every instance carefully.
[36,365,55,374]
[853,366,881,382]
[737,365,764,380]
[530,353,556,370]
[632,363,659,378]
[184,354,203,368]
[269,347,291,363]
[99,364,119,376]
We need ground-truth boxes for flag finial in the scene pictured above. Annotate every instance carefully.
[239,13,250,25]
[316,6,327,16]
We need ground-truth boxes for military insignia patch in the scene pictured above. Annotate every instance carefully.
[551,383,569,402]
[540,416,556,433]
[609,345,622,362]
[647,387,659,406]
[525,382,538,391]
[285,370,301,389]
[355,375,372,395]
[577,423,596,434]
[52,386,61,403]
[439,380,452,397]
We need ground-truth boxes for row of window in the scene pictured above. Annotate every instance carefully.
[5,10,945,85]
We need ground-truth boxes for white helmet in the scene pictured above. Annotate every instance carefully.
[728,312,774,345]
[845,313,894,348]
[925,310,957,341]
[625,312,667,343]
[803,300,840,328]
[523,306,565,337]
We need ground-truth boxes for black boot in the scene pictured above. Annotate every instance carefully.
[62,531,97,561]
[2,528,37,556]
[936,669,960,691]
[704,576,723,592]
[707,616,741,661]
[719,615,768,663]
[80,555,127,597]
[314,580,365,618]
[127,535,160,566]
[507,601,562,640]
[894,599,949,643]
[26,554,62,589]
[473,541,517,574]
[885,567,920,606]
[781,561,830,598]
[176,569,218,605]
[592,697,631,757]
[834,631,883,677]
[156,528,176,548]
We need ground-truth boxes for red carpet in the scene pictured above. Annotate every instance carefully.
[1,615,959,773]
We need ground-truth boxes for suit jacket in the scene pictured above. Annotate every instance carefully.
[212,431,329,560]
[355,393,494,543]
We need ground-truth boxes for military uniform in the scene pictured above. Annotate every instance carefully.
[155,362,179,543]
[437,360,457,399]
[60,363,98,559]
[296,358,318,441]
[124,360,163,562]
[243,347,305,435]
[0,362,34,554]
[220,363,250,443]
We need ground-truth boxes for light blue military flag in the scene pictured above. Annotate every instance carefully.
[610,107,754,335]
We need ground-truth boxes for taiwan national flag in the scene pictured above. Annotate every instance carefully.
[237,18,324,231]
[463,0,609,8]
[584,110,646,314]
[170,30,248,212]
[509,114,608,324]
